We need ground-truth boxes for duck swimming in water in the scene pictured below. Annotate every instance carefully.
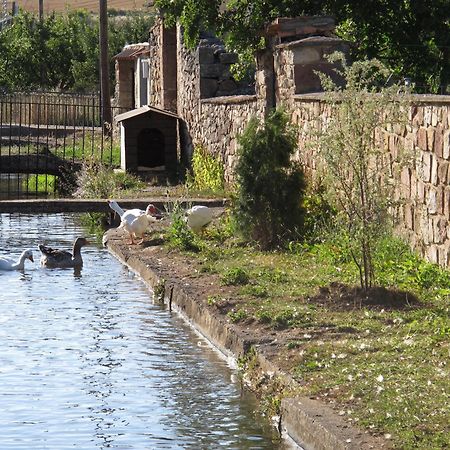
[0,249,34,271]
[38,237,89,268]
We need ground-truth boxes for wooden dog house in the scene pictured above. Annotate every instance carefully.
[115,105,179,176]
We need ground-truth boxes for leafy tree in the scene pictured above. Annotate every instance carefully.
[0,10,154,92]
[154,0,450,93]
[233,108,306,250]
[315,54,410,290]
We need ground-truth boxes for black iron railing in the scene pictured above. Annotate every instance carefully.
[0,92,126,199]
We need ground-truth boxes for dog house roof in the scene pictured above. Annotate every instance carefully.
[115,105,180,123]
[114,43,150,60]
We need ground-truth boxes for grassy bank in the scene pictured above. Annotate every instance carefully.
[160,214,449,449]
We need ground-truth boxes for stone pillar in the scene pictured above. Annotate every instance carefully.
[255,48,276,117]
[161,26,177,112]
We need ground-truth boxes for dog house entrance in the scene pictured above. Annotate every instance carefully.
[137,128,165,169]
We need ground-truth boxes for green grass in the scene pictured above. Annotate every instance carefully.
[163,214,450,449]
[23,174,57,193]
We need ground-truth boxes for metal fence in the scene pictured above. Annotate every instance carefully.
[0,92,126,199]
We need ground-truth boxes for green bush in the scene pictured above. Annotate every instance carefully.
[186,145,225,194]
[233,108,306,249]
[74,158,144,198]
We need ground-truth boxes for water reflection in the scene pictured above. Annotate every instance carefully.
[0,213,286,449]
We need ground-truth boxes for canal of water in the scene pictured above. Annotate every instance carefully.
[0,213,289,449]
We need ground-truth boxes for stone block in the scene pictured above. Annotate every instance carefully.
[438,160,449,184]
[434,125,443,158]
[417,127,428,151]
[400,167,411,197]
[200,78,218,98]
[434,217,447,244]
[431,154,438,185]
[421,152,432,183]
[219,52,239,64]
[197,46,215,64]
[427,128,435,154]
[444,130,450,160]
[404,204,414,230]
[428,188,437,214]
[427,246,438,264]
[424,106,432,126]
[200,63,224,78]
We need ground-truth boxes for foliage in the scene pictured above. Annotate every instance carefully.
[221,267,249,285]
[74,157,145,198]
[233,108,306,249]
[161,206,449,448]
[154,0,450,93]
[315,55,410,290]
[164,202,200,251]
[0,10,155,92]
[185,145,225,194]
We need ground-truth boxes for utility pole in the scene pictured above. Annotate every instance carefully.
[39,0,43,21]
[99,0,112,133]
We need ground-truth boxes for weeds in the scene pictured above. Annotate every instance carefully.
[164,202,200,252]
[74,157,144,198]
[159,208,449,448]
[186,145,225,194]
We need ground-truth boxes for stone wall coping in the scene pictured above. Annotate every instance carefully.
[293,92,450,104]
[200,94,257,105]
[277,36,346,50]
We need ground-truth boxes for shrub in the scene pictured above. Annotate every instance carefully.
[233,108,306,249]
[74,158,144,198]
[186,145,225,194]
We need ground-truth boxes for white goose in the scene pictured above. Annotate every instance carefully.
[38,237,89,268]
[185,205,214,233]
[108,200,159,244]
[0,249,34,271]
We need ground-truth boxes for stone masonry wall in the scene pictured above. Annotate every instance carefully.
[176,26,260,181]
[291,94,450,266]
[149,19,163,109]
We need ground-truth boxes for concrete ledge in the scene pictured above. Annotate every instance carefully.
[0,197,227,213]
[104,229,388,450]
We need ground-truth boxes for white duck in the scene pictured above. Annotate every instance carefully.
[0,249,34,271]
[108,200,159,244]
[38,237,89,268]
[185,205,214,233]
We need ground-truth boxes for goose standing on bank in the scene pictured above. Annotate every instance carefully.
[38,237,89,268]
[185,205,214,234]
[108,200,159,244]
[0,249,34,271]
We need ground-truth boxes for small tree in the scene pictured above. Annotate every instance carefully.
[234,108,306,249]
[316,54,410,290]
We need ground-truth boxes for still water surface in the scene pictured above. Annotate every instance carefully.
[0,213,286,449]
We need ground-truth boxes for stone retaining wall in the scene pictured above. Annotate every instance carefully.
[291,94,450,266]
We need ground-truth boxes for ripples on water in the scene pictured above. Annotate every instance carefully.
[0,213,286,449]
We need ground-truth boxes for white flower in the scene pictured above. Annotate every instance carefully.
[376,374,384,382]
